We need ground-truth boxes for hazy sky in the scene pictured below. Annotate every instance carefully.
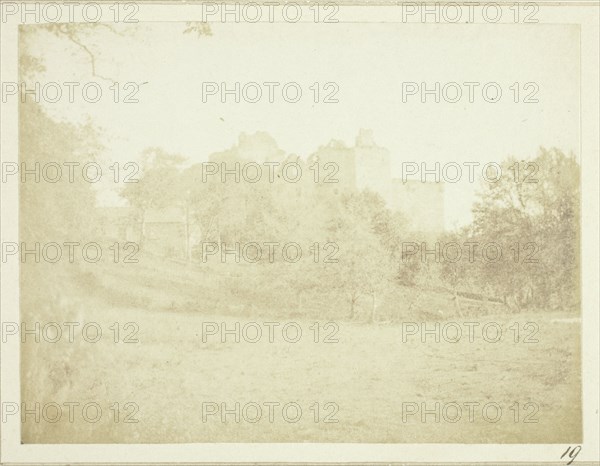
[29,21,579,229]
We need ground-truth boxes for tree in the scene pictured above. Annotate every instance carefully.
[328,191,395,322]
[120,148,186,248]
[469,148,580,311]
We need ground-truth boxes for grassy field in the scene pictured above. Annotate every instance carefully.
[20,259,582,443]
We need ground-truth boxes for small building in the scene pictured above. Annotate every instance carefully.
[97,205,202,260]
[96,206,138,242]
[143,206,188,258]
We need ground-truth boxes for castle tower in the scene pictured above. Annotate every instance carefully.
[353,129,392,204]
[308,140,356,193]
[356,129,375,147]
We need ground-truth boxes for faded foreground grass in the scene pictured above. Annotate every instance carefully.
[20,259,581,443]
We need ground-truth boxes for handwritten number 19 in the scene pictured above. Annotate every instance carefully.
[560,445,581,465]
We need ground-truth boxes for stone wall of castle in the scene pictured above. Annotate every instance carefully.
[314,129,446,234]
[390,180,445,233]
[354,129,392,203]
[209,130,446,234]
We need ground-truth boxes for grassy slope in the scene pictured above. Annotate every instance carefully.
[20,255,581,443]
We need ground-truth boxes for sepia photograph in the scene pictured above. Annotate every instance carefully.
[1,1,599,464]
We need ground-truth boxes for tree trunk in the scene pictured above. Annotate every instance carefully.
[505,294,520,313]
[481,287,490,313]
[184,202,191,262]
[453,288,462,316]
[370,290,377,324]
[139,209,146,249]
[349,297,356,320]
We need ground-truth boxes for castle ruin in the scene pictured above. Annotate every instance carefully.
[310,129,445,234]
